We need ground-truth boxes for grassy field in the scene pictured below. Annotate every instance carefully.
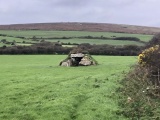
[0,30,153,41]
[0,30,152,46]
[0,36,24,42]
[46,38,145,46]
[0,36,36,47]
[0,55,136,120]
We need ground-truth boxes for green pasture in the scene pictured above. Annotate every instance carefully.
[0,30,152,42]
[0,55,136,120]
[0,36,24,42]
[0,36,35,44]
[46,38,144,46]
[0,43,5,47]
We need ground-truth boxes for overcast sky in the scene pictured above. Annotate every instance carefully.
[0,0,160,27]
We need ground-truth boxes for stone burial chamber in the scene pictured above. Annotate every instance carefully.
[59,53,97,67]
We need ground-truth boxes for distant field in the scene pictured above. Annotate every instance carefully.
[0,55,136,120]
[0,43,8,47]
[0,35,36,47]
[46,38,145,46]
[0,30,153,46]
[0,36,24,42]
[0,36,34,43]
[0,30,153,41]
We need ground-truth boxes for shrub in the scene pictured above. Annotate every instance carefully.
[146,33,160,47]
[118,65,159,119]
[118,35,160,119]
[114,37,140,41]
[138,45,159,67]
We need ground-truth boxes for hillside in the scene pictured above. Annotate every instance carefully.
[0,22,160,35]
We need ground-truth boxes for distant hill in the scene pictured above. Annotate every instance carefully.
[0,22,160,35]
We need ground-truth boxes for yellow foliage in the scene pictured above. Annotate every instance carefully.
[138,45,159,66]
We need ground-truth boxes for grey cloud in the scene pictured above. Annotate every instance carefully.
[0,0,160,27]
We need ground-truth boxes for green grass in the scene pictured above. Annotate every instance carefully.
[46,38,144,46]
[0,55,136,120]
[0,36,25,42]
[0,43,6,47]
[0,30,152,42]
[0,36,35,43]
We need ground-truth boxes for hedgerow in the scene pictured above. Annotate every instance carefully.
[118,34,160,119]
[0,42,141,55]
